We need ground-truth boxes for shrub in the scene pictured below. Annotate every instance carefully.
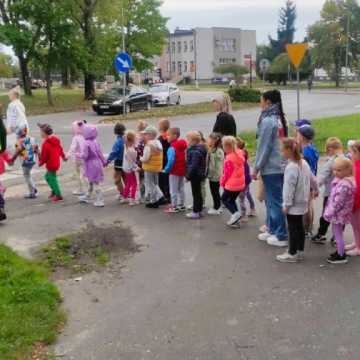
[228,87,261,103]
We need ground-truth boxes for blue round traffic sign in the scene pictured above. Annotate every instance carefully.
[114,52,133,73]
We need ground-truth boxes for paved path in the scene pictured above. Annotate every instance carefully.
[1,89,360,359]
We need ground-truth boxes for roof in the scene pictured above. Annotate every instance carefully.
[170,29,194,37]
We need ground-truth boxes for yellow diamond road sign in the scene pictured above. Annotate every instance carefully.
[286,43,308,69]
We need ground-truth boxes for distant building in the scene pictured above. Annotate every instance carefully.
[157,27,257,83]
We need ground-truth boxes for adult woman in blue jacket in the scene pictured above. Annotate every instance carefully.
[253,90,288,247]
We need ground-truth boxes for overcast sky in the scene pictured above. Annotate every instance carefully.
[161,0,325,44]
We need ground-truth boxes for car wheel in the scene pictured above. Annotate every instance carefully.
[176,96,181,105]
[146,101,152,111]
[125,103,131,114]
[96,110,104,116]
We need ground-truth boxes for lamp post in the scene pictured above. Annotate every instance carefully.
[345,12,350,92]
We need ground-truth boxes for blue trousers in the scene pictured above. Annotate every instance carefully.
[262,174,288,241]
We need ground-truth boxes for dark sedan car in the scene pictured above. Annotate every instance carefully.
[92,86,152,115]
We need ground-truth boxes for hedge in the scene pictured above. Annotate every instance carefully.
[228,87,261,103]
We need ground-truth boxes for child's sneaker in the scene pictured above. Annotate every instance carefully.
[297,251,305,261]
[259,225,269,233]
[207,208,222,215]
[48,192,55,200]
[117,194,124,201]
[129,199,138,206]
[312,234,327,244]
[94,199,105,207]
[176,205,187,212]
[119,198,128,204]
[227,212,241,226]
[164,206,179,214]
[24,192,37,199]
[72,189,85,196]
[79,194,92,204]
[0,208,7,221]
[276,251,298,263]
[248,209,257,217]
[186,212,201,220]
[146,202,160,209]
[52,196,64,203]
[327,251,348,264]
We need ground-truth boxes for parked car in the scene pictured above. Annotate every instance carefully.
[92,86,152,115]
[150,83,181,106]
[211,77,230,85]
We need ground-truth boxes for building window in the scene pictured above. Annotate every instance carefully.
[190,40,194,52]
[178,61,182,75]
[184,61,188,73]
[219,58,238,65]
[215,39,236,52]
[171,42,175,53]
[172,62,176,74]
[177,41,182,53]
[190,61,195,72]
[184,41,188,52]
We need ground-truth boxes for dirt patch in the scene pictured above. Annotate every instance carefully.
[40,221,142,280]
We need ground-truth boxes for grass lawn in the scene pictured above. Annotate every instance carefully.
[101,101,257,123]
[239,113,360,157]
[0,88,90,116]
[0,244,64,360]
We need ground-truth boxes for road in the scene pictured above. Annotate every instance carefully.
[1,89,360,359]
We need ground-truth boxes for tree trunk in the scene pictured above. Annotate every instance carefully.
[61,66,71,88]
[84,72,96,100]
[45,67,54,106]
[18,54,32,96]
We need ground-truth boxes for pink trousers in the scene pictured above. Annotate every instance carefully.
[351,210,360,249]
[122,172,137,200]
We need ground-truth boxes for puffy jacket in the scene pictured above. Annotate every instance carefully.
[207,147,224,182]
[186,144,207,180]
[141,140,163,173]
[164,139,187,176]
[39,135,65,172]
[107,135,125,170]
[221,149,245,192]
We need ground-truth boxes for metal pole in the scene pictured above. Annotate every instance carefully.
[297,69,300,120]
[249,54,253,88]
[122,6,126,116]
[345,12,350,92]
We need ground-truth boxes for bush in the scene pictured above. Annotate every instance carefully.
[228,87,261,103]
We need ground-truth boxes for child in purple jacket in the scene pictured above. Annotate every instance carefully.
[324,157,355,265]
[79,124,107,207]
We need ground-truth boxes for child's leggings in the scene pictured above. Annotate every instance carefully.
[45,171,61,196]
[74,162,86,192]
[239,186,255,216]
[0,181,5,209]
[123,172,137,200]
[332,223,346,256]
[22,165,36,194]
[351,210,360,249]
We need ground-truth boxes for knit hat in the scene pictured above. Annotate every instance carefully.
[141,126,157,137]
[295,119,312,128]
[38,123,53,136]
[298,125,315,141]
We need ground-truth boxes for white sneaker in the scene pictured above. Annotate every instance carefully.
[73,189,85,196]
[117,194,124,201]
[276,252,298,263]
[267,235,288,248]
[297,251,305,261]
[259,225,268,233]
[129,199,138,206]
[208,208,223,215]
[258,232,271,242]
[227,212,242,226]
[119,198,128,204]
[79,195,92,204]
[94,200,105,207]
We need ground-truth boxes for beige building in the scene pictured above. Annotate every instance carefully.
[159,27,257,83]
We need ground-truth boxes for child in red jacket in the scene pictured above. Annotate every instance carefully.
[38,123,67,202]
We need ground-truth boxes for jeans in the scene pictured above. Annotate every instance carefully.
[123,171,137,200]
[169,175,185,208]
[22,165,36,195]
[222,190,241,214]
[144,172,163,204]
[45,171,62,197]
[287,214,305,255]
[190,178,203,214]
[209,181,221,210]
[262,174,288,241]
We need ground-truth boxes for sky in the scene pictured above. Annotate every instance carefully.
[160,0,325,44]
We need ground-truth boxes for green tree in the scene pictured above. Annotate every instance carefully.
[214,64,248,82]
[269,0,297,57]
[308,0,360,87]
[0,52,15,77]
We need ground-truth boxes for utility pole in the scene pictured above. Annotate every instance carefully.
[345,12,350,92]
[249,54,253,89]
[122,6,126,116]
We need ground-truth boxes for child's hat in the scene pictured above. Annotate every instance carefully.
[295,119,312,128]
[37,123,53,135]
[141,126,157,136]
[298,125,315,140]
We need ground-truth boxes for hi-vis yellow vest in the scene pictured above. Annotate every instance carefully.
[142,150,163,173]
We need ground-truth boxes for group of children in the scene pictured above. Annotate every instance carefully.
[1,113,360,267]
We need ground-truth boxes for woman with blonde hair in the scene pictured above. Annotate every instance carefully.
[212,93,236,137]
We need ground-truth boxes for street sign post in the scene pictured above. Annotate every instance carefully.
[114,51,133,116]
[286,43,308,120]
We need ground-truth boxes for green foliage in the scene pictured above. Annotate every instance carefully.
[0,244,64,360]
[0,53,16,77]
[214,64,249,81]
[228,87,261,103]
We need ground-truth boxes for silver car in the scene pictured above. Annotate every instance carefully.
[150,83,181,106]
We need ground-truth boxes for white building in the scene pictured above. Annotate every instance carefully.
[158,27,257,83]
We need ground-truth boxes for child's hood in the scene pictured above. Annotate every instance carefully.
[83,125,98,140]
[44,135,61,147]
[304,143,320,161]
[72,121,86,135]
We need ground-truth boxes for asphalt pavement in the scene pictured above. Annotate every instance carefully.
[2,88,360,359]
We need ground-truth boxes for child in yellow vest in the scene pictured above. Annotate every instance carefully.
[140,126,165,208]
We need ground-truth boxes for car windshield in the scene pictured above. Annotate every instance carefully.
[150,85,169,93]
[106,88,127,96]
